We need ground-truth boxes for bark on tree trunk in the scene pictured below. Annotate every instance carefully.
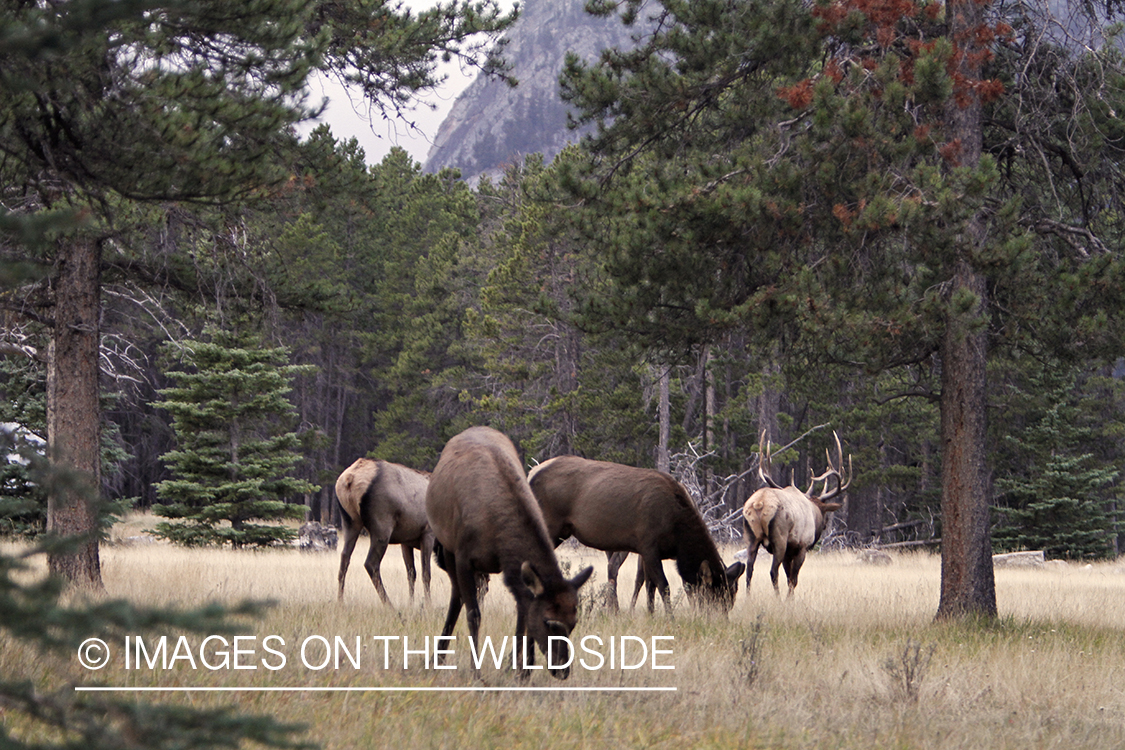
[934,0,997,621]
[936,262,996,619]
[46,235,103,589]
[657,366,670,473]
[756,349,781,445]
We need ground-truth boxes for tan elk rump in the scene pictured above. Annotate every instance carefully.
[335,458,434,607]
[528,456,744,614]
[742,431,851,596]
[426,426,592,679]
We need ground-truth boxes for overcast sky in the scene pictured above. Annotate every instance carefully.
[297,63,478,167]
[295,0,519,167]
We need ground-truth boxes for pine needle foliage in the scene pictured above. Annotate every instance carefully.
[0,434,310,750]
[993,364,1119,560]
[153,331,316,547]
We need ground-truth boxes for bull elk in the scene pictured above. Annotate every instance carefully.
[742,431,851,596]
[528,456,744,614]
[336,458,434,607]
[426,426,593,679]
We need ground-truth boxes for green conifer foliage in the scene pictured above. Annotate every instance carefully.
[558,0,1125,617]
[464,153,653,464]
[153,331,316,547]
[993,366,1118,560]
[0,432,308,749]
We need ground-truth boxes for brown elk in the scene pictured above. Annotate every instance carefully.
[528,456,744,614]
[426,426,593,679]
[742,431,851,596]
[336,458,434,607]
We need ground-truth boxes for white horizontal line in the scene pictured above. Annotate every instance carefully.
[75,686,677,693]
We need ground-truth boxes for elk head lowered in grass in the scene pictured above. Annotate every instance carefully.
[528,456,744,614]
[335,458,434,607]
[742,431,851,596]
[426,426,593,679]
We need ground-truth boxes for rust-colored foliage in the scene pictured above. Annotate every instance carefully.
[803,0,1005,114]
[777,78,815,109]
[939,138,964,165]
[833,202,856,228]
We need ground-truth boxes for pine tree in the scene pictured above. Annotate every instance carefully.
[153,331,316,547]
[993,365,1118,560]
[0,0,515,586]
[558,0,1125,619]
[1,429,308,749]
[464,153,653,464]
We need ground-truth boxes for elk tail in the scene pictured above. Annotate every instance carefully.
[744,493,779,541]
[336,459,379,525]
[433,539,449,571]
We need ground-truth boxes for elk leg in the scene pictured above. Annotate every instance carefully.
[743,520,760,594]
[506,567,535,679]
[605,551,626,612]
[768,552,783,594]
[744,543,760,592]
[400,544,417,603]
[456,559,484,679]
[785,546,807,596]
[364,534,393,606]
[420,530,434,606]
[337,518,362,601]
[437,547,463,670]
[768,524,787,595]
[641,555,672,615]
[629,562,645,610]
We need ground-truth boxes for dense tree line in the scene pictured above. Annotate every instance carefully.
[1,0,1123,625]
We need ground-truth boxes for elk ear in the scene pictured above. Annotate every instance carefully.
[699,560,713,587]
[726,561,745,586]
[823,502,843,513]
[570,565,594,589]
[521,561,545,596]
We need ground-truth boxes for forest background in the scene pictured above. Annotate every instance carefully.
[3,0,1125,572]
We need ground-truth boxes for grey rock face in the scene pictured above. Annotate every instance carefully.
[423,0,636,183]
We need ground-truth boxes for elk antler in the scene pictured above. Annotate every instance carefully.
[809,431,851,501]
[757,430,784,490]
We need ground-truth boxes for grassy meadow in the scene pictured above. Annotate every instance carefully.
[4,514,1125,749]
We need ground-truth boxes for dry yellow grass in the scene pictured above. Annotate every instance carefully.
[3,516,1124,749]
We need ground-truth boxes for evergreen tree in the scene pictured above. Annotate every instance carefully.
[993,364,1118,559]
[153,331,316,547]
[362,151,486,468]
[0,0,515,586]
[559,0,1125,619]
[0,33,308,736]
[1,430,309,749]
[464,153,653,464]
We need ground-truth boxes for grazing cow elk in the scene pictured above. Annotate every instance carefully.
[743,431,851,596]
[426,426,593,679]
[336,458,434,607]
[528,457,744,614]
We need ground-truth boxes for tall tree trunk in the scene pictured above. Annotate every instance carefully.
[703,345,715,493]
[934,0,996,617]
[554,323,579,456]
[656,366,670,473]
[46,236,103,589]
[936,262,996,619]
[756,347,781,445]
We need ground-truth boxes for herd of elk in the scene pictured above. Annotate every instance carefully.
[743,430,851,596]
[332,426,851,676]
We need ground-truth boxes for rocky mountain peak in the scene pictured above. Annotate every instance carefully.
[423,0,635,183]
